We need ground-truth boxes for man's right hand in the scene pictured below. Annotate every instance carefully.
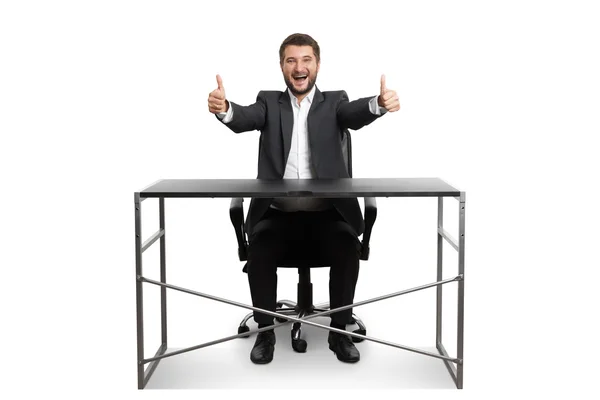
[208,74,229,114]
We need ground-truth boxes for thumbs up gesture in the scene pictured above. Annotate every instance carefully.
[208,74,229,114]
[377,74,400,112]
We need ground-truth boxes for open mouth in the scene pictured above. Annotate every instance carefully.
[293,74,308,84]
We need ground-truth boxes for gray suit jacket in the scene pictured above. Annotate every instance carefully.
[219,87,382,237]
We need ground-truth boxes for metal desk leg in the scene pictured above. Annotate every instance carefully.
[135,193,144,389]
[457,192,466,388]
[135,195,168,389]
[436,194,466,389]
[159,198,168,349]
[436,197,443,346]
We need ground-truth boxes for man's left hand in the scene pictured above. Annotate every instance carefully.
[378,74,400,112]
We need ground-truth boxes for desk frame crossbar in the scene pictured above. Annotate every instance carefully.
[134,192,466,389]
[139,275,462,364]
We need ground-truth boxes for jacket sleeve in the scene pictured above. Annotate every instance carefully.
[217,91,267,133]
[336,91,381,131]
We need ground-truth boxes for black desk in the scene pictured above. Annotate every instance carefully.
[134,178,466,388]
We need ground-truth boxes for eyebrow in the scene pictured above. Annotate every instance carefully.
[286,55,313,62]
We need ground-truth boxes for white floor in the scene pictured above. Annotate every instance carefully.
[144,322,456,389]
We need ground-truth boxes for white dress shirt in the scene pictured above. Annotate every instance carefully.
[218,87,386,212]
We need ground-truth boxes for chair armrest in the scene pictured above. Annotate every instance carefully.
[229,197,248,261]
[360,197,377,260]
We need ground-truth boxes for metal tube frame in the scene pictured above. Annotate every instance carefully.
[135,195,168,389]
[134,192,466,389]
[436,193,466,388]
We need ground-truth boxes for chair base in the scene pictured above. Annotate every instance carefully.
[237,299,368,351]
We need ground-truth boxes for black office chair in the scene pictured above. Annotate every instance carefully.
[229,130,378,352]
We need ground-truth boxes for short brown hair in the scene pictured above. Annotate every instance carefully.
[279,33,320,65]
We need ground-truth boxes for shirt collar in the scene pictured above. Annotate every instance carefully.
[288,84,316,106]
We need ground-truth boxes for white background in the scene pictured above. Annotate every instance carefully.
[1,0,599,398]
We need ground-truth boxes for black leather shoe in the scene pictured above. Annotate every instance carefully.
[328,331,360,363]
[250,330,276,364]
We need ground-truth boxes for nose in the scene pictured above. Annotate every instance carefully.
[293,62,307,74]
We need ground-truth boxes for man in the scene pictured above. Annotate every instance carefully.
[208,33,400,364]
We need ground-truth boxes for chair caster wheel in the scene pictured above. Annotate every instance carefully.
[238,325,250,338]
[352,328,366,343]
[292,338,307,353]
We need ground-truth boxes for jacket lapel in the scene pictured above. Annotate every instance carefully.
[279,90,293,169]
[307,87,324,139]
[307,87,325,175]
[309,87,325,114]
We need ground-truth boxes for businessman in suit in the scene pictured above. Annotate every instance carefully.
[208,33,400,364]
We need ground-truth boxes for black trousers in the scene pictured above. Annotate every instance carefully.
[246,207,361,326]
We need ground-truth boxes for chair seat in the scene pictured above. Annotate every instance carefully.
[243,241,329,272]
[245,238,360,270]
[278,240,330,268]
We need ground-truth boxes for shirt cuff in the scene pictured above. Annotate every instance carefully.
[369,96,388,116]
[217,103,233,123]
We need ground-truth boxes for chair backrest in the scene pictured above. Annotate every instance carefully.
[235,129,361,268]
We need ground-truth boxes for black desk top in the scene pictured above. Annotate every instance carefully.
[138,178,461,198]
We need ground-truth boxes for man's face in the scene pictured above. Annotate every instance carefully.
[281,45,320,97]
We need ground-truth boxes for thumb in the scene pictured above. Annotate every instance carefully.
[380,74,387,94]
[216,74,224,91]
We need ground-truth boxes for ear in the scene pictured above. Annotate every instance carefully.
[316,61,320,73]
